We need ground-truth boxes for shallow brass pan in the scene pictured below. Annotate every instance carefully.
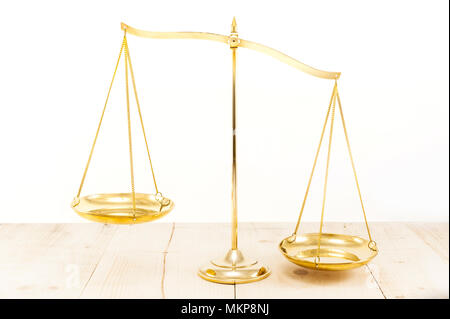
[72,193,174,225]
[279,233,377,271]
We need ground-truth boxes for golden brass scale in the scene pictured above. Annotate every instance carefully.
[71,18,378,284]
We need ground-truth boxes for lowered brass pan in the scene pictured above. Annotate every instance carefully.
[72,193,174,225]
[279,233,377,271]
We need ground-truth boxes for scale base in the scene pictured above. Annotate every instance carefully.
[198,249,270,284]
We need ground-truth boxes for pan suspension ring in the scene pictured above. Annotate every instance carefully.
[71,29,174,224]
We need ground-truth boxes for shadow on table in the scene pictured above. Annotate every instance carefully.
[280,263,361,284]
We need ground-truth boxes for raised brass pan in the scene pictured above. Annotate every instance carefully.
[279,233,377,271]
[72,193,174,225]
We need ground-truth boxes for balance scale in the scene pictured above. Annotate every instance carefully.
[71,18,378,284]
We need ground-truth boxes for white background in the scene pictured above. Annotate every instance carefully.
[0,0,448,223]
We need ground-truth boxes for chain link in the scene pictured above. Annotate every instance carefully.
[294,83,337,234]
[336,90,373,242]
[124,35,137,214]
[124,39,160,194]
[316,86,337,257]
[76,38,125,198]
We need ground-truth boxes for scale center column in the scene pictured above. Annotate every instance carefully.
[198,17,271,284]
[231,23,238,251]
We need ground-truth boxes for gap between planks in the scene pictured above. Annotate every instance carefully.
[78,225,118,298]
[161,222,176,299]
[365,264,386,299]
[161,223,237,298]
[78,223,176,299]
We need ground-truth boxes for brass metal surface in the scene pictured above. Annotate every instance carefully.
[72,193,173,225]
[198,249,271,284]
[279,233,378,271]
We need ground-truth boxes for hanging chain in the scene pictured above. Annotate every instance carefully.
[291,80,377,261]
[316,85,337,264]
[124,40,160,195]
[123,33,137,214]
[73,30,163,213]
[336,90,376,250]
[74,38,125,204]
[293,83,337,235]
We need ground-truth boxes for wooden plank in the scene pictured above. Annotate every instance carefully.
[0,223,447,299]
[368,222,449,299]
[80,222,173,298]
[0,223,116,298]
[406,223,449,261]
[235,222,385,299]
[163,223,235,298]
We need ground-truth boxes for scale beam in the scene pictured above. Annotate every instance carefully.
[121,22,341,80]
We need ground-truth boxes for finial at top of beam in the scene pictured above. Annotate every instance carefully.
[231,17,237,33]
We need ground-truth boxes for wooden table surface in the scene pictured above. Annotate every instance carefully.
[0,222,447,299]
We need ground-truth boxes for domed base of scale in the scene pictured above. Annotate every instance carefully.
[279,233,378,271]
[198,249,271,284]
[71,193,174,224]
